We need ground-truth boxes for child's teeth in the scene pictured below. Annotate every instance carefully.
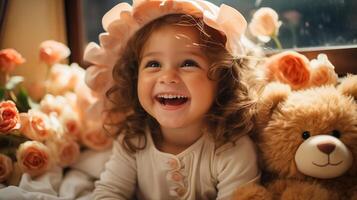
[158,94,187,99]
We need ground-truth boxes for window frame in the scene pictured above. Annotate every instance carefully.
[65,0,86,68]
[64,0,357,75]
[0,0,8,40]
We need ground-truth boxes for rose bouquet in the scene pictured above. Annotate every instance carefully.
[0,40,113,185]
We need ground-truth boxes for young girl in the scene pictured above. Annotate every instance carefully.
[84,0,260,199]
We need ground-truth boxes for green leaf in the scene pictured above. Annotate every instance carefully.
[5,76,24,90]
[0,133,28,161]
[0,87,5,101]
[0,133,28,148]
[15,87,32,112]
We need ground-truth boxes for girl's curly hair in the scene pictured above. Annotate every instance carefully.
[106,14,256,152]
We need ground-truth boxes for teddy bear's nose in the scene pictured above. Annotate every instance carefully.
[317,143,336,155]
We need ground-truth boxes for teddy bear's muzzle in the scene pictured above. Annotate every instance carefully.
[294,135,353,179]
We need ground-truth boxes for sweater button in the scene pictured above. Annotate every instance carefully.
[175,186,186,197]
[167,158,179,169]
[171,171,183,182]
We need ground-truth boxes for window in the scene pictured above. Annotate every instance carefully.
[218,0,357,49]
[67,0,357,75]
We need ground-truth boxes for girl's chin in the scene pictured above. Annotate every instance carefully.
[156,118,186,129]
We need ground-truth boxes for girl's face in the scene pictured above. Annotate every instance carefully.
[137,24,217,129]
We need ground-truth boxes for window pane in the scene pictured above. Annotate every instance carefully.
[83,0,357,49]
[83,0,120,45]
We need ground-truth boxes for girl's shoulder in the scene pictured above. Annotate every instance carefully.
[209,135,259,182]
[213,135,256,156]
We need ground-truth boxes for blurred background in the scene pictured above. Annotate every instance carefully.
[83,0,357,49]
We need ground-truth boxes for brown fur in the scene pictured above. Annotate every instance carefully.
[233,75,357,200]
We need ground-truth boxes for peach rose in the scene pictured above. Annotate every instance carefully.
[46,137,80,167]
[45,63,84,95]
[67,63,85,91]
[45,64,73,95]
[39,94,68,116]
[0,154,13,182]
[19,110,54,141]
[309,54,338,87]
[74,80,97,122]
[0,48,25,72]
[81,121,113,151]
[0,101,21,133]
[265,51,311,90]
[249,7,282,42]
[16,141,53,177]
[59,106,82,141]
[39,40,70,65]
[63,92,80,113]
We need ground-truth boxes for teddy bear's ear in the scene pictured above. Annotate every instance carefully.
[337,74,357,100]
[256,82,291,126]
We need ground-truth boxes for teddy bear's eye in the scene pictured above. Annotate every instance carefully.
[302,131,310,140]
[332,130,341,138]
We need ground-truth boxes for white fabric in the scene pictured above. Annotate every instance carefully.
[71,149,112,179]
[94,131,260,200]
[0,149,111,200]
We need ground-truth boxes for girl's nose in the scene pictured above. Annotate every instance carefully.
[159,69,180,84]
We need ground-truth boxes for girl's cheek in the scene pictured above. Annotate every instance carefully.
[139,75,154,85]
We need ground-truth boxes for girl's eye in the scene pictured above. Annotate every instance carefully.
[181,59,199,68]
[145,61,161,68]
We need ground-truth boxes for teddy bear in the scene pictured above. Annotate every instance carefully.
[232,75,357,200]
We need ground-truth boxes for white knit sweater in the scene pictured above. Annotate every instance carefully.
[94,130,260,200]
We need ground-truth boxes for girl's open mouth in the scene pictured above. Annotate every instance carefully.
[155,94,189,106]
